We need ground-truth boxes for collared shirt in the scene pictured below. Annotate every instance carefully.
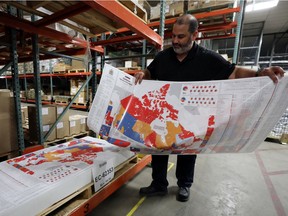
[147,43,235,82]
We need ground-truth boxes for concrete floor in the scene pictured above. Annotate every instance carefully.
[88,141,288,216]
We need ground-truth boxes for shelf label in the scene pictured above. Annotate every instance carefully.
[92,158,114,192]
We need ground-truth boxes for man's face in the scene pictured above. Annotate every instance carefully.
[172,23,197,55]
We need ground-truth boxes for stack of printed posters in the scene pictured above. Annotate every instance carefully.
[0,137,135,216]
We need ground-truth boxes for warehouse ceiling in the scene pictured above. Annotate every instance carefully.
[0,0,287,69]
[216,0,288,69]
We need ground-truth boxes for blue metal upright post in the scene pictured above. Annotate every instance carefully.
[32,15,44,145]
[159,0,166,51]
[232,0,246,64]
[8,5,25,152]
[10,30,25,151]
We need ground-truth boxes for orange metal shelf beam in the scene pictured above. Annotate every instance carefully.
[34,2,90,27]
[99,7,240,43]
[1,72,104,79]
[153,7,241,26]
[0,12,104,54]
[20,99,89,110]
[82,0,162,48]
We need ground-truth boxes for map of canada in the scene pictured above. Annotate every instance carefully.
[113,84,215,151]
[6,139,104,176]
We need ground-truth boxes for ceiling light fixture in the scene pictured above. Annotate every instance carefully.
[245,0,279,12]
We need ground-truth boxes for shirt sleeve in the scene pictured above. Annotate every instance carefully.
[206,50,235,80]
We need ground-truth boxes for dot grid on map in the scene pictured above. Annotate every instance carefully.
[38,165,79,183]
[180,84,219,107]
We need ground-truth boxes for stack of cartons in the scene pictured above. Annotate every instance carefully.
[69,115,88,135]
[188,0,235,12]
[150,2,170,20]
[28,105,72,142]
[21,106,28,125]
[168,1,184,16]
[53,62,71,73]
[0,90,18,154]
[28,105,57,142]
[55,106,70,139]
[70,79,87,105]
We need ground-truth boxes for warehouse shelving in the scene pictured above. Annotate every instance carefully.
[0,1,245,215]
[0,0,163,150]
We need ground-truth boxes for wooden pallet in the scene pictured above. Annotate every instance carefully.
[72,102,86,106]
[53,71,67,74]
[44,132,90,147]
[39,155,151,216]
[68,69,86,73]
[55,100,69,105]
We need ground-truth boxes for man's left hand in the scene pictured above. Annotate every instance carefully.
[259,66,285,83]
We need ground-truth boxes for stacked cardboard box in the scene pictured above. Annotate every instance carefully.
[188,0,235,12]
[70,79,87,104]
[69,115,88,135]
[55,106,70,139]
[0,90,18,154]
[27,105,89,142]
[28,105,57,142]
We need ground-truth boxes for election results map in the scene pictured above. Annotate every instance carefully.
[0,137,134,216]
[88,64,288,154]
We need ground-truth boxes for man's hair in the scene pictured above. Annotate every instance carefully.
[175,14,199,33]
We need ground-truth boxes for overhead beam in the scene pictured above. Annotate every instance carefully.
[4,1,95,37]
[0,12,103,53]
[100,7,240,36]
[34,2,91,27]
[199,21,237,33]
[82,0,162,48]
[91,34,142,46]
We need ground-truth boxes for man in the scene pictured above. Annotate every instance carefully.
[134,14,284,202]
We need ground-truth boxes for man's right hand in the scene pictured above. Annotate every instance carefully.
[134,71,146,84]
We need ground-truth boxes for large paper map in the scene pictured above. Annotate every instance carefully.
[88,64,288,154]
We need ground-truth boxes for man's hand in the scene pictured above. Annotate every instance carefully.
[258,66,285,83]
[230,66,285,83]
[134,69,151,84]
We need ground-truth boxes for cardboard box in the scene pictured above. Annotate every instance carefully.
[169,1,184,16]
[0,91,18,154]
[150,3,170,20]
[0,96,15,119]
[70,115,87,132]
[71,55,86,69]
[28,105,56,125]
[73,91,87,104]
[56,121,70,139]
[53,63,71,72]
[125,61,138,68]
[0,115,18,154]
[69,118,81,136]
[56,106,70,122]
[70,79,85,95]
[21,106,28,120]
[28,123,56,142]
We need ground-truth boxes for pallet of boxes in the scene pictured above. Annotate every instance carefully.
[70,79,87,106]
[53,61,71,74]
[0,90,19,160]
[28,105,88,144]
